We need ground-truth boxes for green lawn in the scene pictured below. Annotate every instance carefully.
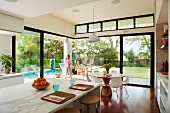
[92,66,150,79]
[123,67,150,79]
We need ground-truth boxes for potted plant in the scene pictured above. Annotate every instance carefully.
[0,54,15,74]
[103,63,112,74]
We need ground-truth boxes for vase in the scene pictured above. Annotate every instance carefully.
[106,68,109,74]
[5,68,11,74]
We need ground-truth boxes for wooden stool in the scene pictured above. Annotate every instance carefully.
[79,95,100,113]
[55,108,80,113]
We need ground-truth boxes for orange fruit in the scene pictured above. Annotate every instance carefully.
[33,80,37,84]
[46,82,49,85]
[37,78,41,83]
[41,78,46,81]
[34,82,40,86]
[40,81,46,86]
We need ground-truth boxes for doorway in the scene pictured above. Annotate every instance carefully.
[121,33,154,87]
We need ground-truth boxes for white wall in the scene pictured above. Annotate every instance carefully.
[155,0,163,23]
[24,14,75,38]
[0,34,12,70]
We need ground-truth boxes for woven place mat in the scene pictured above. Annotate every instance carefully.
[69,84,94,91]
[41,91,76,104]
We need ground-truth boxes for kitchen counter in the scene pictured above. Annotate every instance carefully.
[0,72,24,88]
[0,71,23,79]
[0,78,100,113]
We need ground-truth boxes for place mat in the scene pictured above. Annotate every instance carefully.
[41,91,76,104]
[69,84,94,91]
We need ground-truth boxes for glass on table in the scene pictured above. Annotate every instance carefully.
[53,84,60,92]
[69,79,75,86]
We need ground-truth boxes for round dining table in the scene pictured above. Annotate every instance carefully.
[98,73,124,86]
[98,73,125,96]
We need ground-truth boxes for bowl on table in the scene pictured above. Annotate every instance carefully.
[32,78,50,90]
[32,83,50,90]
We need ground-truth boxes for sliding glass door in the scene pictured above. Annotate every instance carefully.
[16,30,40,82]
[123,34,151,86]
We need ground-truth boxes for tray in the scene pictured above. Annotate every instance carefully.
[69,84,94,91]
[41,91,76,104]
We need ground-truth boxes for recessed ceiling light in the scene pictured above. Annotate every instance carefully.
[72,9,79,13]
[111,0,120,4]
[4,0,18,2]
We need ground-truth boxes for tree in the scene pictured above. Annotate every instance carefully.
[124,35,150,58]
[124,49,135,63]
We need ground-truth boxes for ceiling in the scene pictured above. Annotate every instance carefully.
[0,0,99,18]
[52,0,155,24]
[0,0,154,24]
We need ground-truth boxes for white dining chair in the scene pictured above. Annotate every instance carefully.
[111,70,117,73]
[91,72,102,83]
[122,76,129,95]
[110,77,122,97]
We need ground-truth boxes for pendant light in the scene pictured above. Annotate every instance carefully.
[87,6,100,42]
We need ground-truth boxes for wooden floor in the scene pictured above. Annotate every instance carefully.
[100,86,160,113]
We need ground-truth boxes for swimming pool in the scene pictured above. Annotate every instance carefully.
[24,68,61,79]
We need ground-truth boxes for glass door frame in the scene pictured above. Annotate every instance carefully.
[12,26,72,78]
[120,32,154,88]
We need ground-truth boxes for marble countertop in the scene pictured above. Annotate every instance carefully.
[0,78,100,113]
[0,72,23,79]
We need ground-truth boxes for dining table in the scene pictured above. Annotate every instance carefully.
[97,73,125,96]
[98,73,125,86]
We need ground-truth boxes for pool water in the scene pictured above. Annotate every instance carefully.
[24,68,61,79]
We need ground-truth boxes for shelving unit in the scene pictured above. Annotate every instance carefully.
[156,72,169,113]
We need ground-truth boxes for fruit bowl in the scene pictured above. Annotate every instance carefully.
[32,83,50,90]
[32,78,50,90]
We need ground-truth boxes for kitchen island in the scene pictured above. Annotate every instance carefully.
[0,72,24,88]
[0,78,100,113]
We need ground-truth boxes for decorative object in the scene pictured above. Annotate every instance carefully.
[87,6,100,42]
[160,60,168,75]
[103,63,112,74]
[55,74,61,78]
[32,78,50,90]
[160,29,168,49]
[0,54,15,74]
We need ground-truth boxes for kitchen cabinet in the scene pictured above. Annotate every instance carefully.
[156,72,168,113]
[0,73,24,88]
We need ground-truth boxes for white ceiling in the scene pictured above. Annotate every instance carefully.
[0,0,154,24]
[52,0,155,24]
[0,0,99,18]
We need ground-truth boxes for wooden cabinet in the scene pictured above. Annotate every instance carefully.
[156,72,168,113]
[0,74,24,88]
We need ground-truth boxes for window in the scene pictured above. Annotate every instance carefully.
[118,19,133,29]
[136,16,154,27]
[76,25,87,33]
[89,23,101,32]
[16,30,40,79]
[103,21,116,31]
[75,14,154,34]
